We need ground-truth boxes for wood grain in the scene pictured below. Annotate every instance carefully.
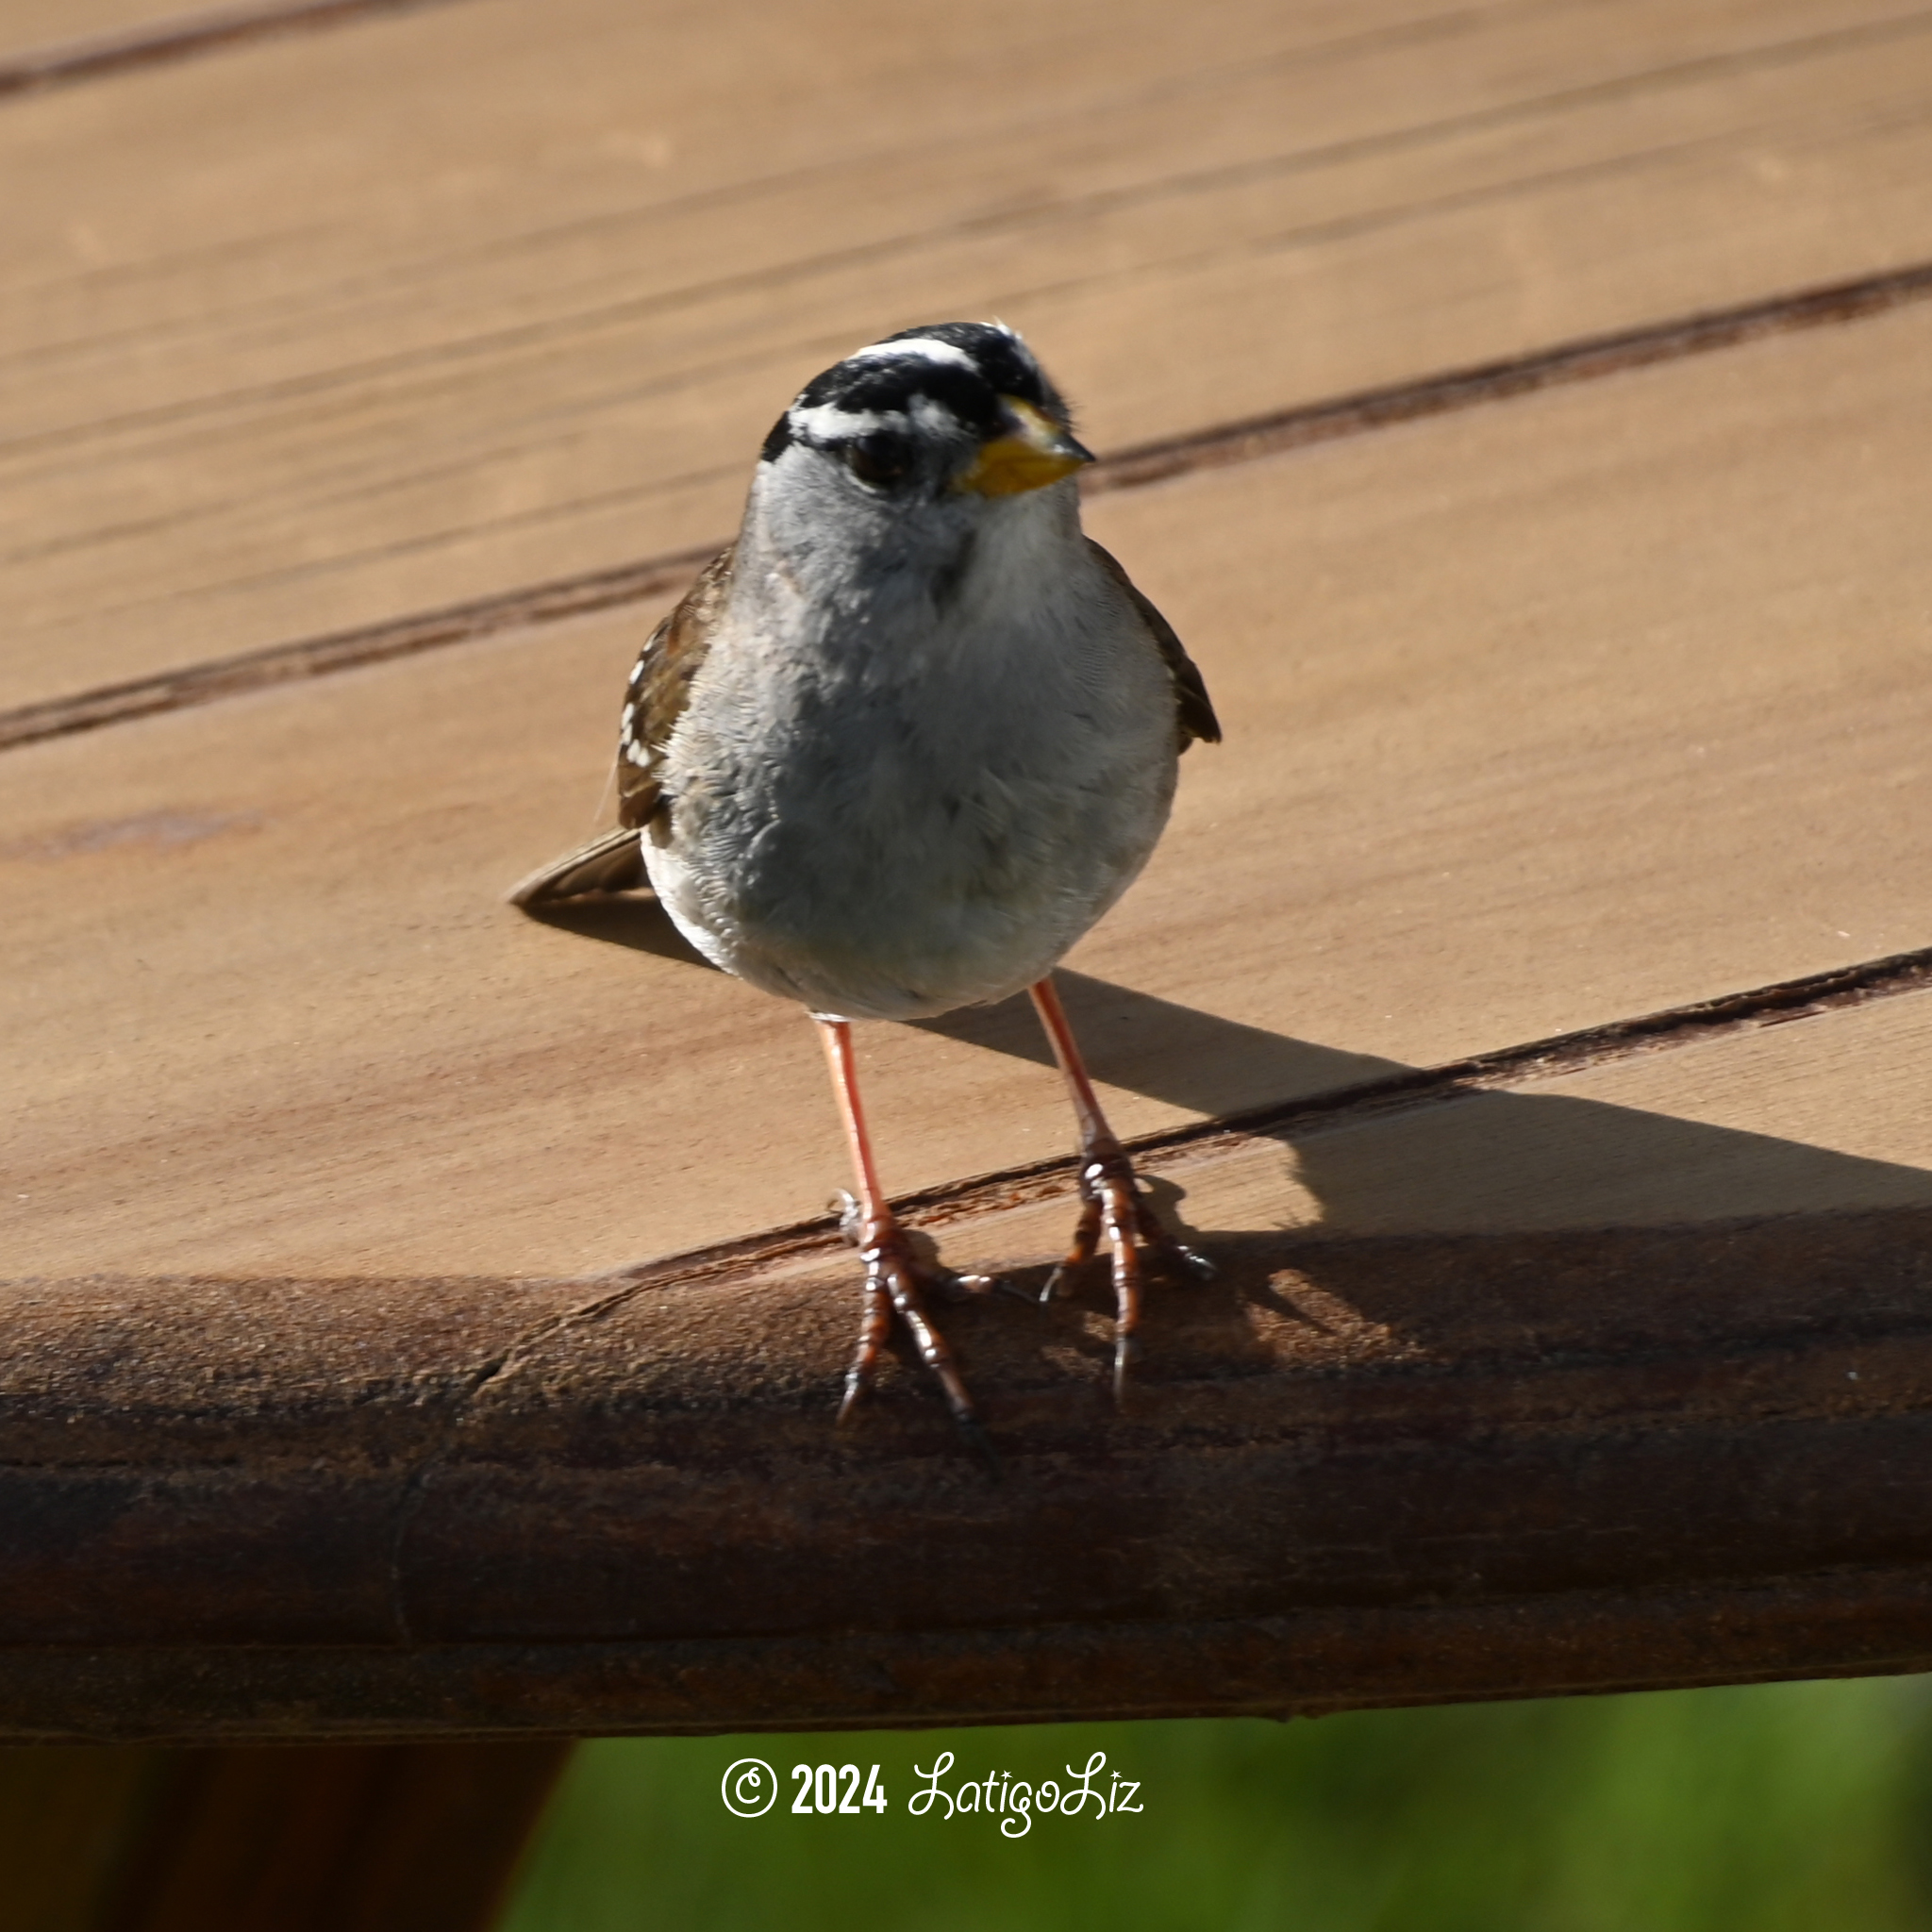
[3,1156,1929,1738]
[0,0,244,57]
[6,303,1931,1280]
[8,0,1932,706]
[12,259,1932,758]
[96,1742,568,1932]
[0,1744,158,1925]
[0,0,457,86]
[6,0,1932,1745]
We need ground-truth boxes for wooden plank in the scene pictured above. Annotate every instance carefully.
[8,0,1932,706]
[101,1743,569,1932]
[9,1566,1932,1743]
[0,1,236,56]
[2,997,1929,1739]
[0,1744,159,1927]
[0,1736,566,1931]
[5,302,1931,1278]
[0,1,454,88]
[925,984,1932,1262]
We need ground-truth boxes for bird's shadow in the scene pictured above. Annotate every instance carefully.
[523,891,1932,1391]
[522,894,711,970]
[917,969,1932,1233]
[917,972,1932,1397]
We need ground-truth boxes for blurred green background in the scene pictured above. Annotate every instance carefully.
[502,1674,1932,1931]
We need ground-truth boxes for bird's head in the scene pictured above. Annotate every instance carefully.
[752,323,1093,548]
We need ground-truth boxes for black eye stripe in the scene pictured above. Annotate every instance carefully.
[758,413,794,464]
[795,361,1005,439]
[768,325,1068,469]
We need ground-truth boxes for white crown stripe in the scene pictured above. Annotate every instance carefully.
[844,338,978,371]
[788,402,902,441]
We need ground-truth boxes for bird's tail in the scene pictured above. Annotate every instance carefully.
[504,826,649,908]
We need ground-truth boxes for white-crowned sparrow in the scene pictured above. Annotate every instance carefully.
[510,323,1219,1443]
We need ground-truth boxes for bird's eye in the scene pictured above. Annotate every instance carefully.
[844,431,913,488]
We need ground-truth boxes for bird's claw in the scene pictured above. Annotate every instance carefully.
[834,1191,1017,1303]
[835,1205,992,1458]
[1172,1242,1217,1282]
[833,1190,866,1247]
[1041,1146,1211,1402]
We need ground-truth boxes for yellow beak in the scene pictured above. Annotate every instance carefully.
[958,396,1094,496]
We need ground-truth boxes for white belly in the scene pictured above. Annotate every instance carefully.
[651,666,1177,1019]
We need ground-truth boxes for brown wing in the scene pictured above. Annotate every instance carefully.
[505,543,735,908]
[616,541,736,827]
[1086,539,1221,751]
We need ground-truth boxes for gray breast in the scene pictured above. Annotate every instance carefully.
[647,516,1177,1021]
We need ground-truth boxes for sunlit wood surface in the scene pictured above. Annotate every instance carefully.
[0,0,219,52]
[8,0,1932,704]
[3,0,1931,1743]
[8,296,1931,1276]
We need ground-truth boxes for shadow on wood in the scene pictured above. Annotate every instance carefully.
[0,955,1928,1738]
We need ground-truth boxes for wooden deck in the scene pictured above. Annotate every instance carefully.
[5,0,1932,1745]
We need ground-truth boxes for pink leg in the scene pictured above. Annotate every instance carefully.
[1028,977,1213,1400]
[818,1019,989,1445]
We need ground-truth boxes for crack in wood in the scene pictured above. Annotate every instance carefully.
[8,1209,1932,1734]
[0,0,468,101]
[380,1265,710,1642]
[5,258,1932,758]
[582,941,1932,1291]
[16,6,1916,430]
[0,546,718,752]
[1082,258,1932,491]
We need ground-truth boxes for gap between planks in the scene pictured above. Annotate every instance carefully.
[5,255,1932,758]
[589,940,1932,1295]
[0,0,468,100]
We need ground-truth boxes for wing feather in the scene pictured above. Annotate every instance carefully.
[505,543,734,908]
[504,825,645,907]
[1085,539,1221,751]
[616,542,736,828]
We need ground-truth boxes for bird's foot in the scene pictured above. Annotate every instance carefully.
[833,1193,998,1466]
[1041,1145,1214,1403]
[832,1192,1008,1304]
